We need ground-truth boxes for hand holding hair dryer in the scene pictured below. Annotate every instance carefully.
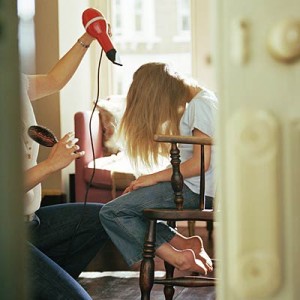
[82,8,122,66]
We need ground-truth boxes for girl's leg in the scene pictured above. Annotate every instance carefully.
[100,182,195,266]
[99,182,203,269]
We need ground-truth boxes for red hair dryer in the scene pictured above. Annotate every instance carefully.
[82,8,122,66]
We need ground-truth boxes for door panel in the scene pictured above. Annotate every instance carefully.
[214,0,300,299]
[0,0,27,299]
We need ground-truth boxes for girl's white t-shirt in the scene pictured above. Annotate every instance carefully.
[179,88,218,197]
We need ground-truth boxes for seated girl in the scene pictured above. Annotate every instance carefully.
[100,62,218,274]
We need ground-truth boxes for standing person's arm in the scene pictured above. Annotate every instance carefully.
[24,132,84,193]
[27,32,94,101]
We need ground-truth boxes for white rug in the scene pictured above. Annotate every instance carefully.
[79,271,166,279]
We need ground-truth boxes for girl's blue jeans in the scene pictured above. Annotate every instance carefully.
[99,182,202,267]
[27,203,109,300]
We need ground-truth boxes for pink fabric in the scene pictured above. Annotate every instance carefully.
[75,111,113,203]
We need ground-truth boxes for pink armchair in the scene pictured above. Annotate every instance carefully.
[74,111,135,203]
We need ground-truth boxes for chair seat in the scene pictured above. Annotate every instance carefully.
[143,208,213,221]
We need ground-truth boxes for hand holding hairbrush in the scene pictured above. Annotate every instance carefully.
[28,125,58,147]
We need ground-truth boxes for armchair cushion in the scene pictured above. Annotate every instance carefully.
[84,152,135,189]
[95,95,126,156]
[74,106,135,203]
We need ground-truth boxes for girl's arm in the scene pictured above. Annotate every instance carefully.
[124,128,211,192]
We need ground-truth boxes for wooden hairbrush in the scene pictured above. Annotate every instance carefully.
[28,125,58,147]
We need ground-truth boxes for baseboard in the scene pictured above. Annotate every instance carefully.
[41,190,67,207]
[42,189,63,197]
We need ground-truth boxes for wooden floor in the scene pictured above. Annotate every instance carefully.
[79,223,216,300]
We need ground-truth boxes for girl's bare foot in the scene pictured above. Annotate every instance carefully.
[169,234,213,272]
[198,247,213,272]
[186,236,213,272]
[156,243,208,275]
[174,249,208,274]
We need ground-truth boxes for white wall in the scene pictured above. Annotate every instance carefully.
[58,0,95,198]
[33,0,61,194]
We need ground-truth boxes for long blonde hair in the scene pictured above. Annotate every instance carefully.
[119,62,198,167]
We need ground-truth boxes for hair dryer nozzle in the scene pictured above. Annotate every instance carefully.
[106,49,122,66]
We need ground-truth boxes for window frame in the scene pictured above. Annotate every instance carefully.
[90,0,211,97]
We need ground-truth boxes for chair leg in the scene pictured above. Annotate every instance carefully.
[163,261,175,300]
[162,220,176,300]
[188,220,195,236]
[206,221,214,240]
[140,220,156,300]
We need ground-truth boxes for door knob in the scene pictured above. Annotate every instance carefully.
[267,19,300,63]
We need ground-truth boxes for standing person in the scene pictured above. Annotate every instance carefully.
[100,62,217,275]
[23,31,109,300]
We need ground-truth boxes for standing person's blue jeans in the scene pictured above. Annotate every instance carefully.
[99,182,202,267]
[27,203,108,300]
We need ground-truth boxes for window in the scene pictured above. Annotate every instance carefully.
[108,0,192,95]
[114,0,122,35]
[17,0,36,73]
[134,0,143,32]
[177,0,191,36]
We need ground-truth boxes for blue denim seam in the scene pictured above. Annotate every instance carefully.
[109,210,146,266]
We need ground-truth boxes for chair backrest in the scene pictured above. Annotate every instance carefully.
[154,134,213,211]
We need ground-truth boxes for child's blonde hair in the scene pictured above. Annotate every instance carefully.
[119,62,199,167]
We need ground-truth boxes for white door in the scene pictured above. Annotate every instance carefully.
[214,0,300,299]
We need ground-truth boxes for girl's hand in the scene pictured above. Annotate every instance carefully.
[123,174,158,194]
[45,132,84,173]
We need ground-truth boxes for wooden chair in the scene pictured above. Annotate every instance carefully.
[139,134,216,300]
